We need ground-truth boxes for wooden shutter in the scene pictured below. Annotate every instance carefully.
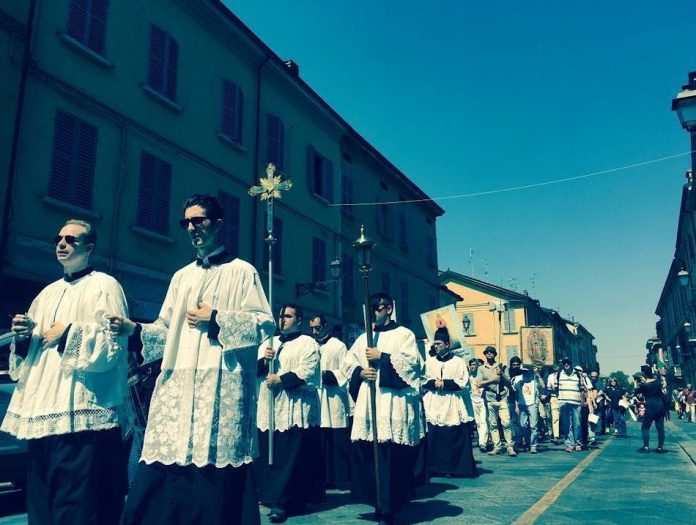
[148,26,166,94]
[306,146,316,194]
[137,151,171,235]
[342,254,354,301]
[218,190,240,258]
[165,35,178,101]
[87,0,109,55]
[312,237,326,283]
[66,0,88,44]
[222,80,243,143]
[48,110,96,209]
[399,214,407,247]
[323,159,334,203]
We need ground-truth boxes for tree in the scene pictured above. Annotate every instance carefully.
[606,371,632,392]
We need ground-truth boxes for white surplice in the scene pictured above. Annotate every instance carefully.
[1,271,131,439]
[256,333,321,432]
[423,353,474,427]
[317,337,351,429]
[344,325,425,446]
[137,258,274,468]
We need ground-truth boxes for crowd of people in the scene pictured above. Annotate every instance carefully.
[0,193,686,525]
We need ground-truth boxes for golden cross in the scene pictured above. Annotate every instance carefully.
[248,163,293,201]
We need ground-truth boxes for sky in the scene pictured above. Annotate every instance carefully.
[227,0,696,375]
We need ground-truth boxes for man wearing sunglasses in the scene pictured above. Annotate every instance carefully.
[110,194,275,525]
[1,219,130,525]
[343,292,425,525]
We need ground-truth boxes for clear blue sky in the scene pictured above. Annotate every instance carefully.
[228,0,696,375]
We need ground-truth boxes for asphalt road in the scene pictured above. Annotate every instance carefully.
[2,418,695,525]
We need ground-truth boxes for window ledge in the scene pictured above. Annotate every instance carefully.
[131,225,175,245]
[141,85,183,113]
[41,195,102,220]
[217,132,248,154]
[58,32,114,69]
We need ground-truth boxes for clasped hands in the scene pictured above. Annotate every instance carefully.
[11,314,66,351]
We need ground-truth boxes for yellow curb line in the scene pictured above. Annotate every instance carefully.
[511,438,612,525]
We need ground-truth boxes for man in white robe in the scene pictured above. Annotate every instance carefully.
[1,219,131,525]
[309,314,351,489]
[344,292,425,525]
[110,194,274,525]
[255,304,323,523]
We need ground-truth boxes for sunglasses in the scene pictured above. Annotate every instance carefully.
[53,235,79,246]
[371,304,388,312]
[178,216,210,230]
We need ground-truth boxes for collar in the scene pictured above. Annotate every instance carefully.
[64,266,93,283]
[279,331,302,344]
[435,352,453,363]
[374,321,399,333]
[195,247,228,268]
[316,334,331,345]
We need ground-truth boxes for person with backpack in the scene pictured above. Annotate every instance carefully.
[547,357,593,453]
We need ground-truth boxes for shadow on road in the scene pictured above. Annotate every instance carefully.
[400,499,463,524]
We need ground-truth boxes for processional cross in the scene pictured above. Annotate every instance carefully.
[248,163,292,465]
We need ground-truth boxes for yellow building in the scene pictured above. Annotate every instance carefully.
[440,270,598,370]
[0,1,443,341]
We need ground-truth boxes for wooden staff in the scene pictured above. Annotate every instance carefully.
[249,163,292,465]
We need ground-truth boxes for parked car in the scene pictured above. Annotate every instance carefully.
[0,332,27,491]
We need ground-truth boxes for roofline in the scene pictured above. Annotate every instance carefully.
[209,1,445,217]
[439,269,539,303]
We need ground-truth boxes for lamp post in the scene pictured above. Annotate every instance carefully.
[488,301,505,355]
[463,315,471,336]
[352,225,381,515]
[672,72,696,177]
[296,256,342,296]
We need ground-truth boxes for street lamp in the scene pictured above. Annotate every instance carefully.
[351,225,381,510]
[295,256,342,296]
[462,315,471,335]
[672,72,696,132]
[678,268,690,288]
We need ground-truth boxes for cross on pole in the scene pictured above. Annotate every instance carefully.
[249,163,292,465]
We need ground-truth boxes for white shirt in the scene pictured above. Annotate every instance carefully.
[423,353,474,426]
[256,333,321,431]
[1,271,131,440]
[317,336,351,429]
[137,258,274,468]
[343,324,425,446]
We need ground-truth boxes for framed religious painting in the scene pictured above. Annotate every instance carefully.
[419,305,471,359]
[520,326,554,366]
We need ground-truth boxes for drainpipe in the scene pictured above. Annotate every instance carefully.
[250,52,270,267]
[1,0,39,269]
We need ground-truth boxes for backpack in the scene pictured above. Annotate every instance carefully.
[554,369,587,397]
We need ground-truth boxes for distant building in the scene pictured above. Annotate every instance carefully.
[0,1,443,344]
[655,171,696,388]
[440,270,598,370]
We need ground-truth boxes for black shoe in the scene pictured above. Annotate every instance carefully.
[636,447,649,453]
[655,447,667,454]
[268,508,287,523]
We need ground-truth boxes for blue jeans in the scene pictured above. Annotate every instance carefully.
[518,404,539,449]
[560,403,582,447]
[611,408,627,436]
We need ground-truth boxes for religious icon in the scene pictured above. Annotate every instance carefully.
[420,305,470,358]
[520,326,554,366]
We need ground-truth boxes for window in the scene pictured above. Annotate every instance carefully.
[312,237,327,283]
[307,146,333,202]
[398,214,407,249]
[341,170,354,215]
[148,25,178,101]
[376,203,392,239]
[48,110,98,209]
[506,345,519,359]
[426,236,437,268]
[266,114,284,169]
[221,80,243,144]
[382,273,391,295]
[65,0,109,55]
[218,190,240,258]
[462,313,475,335]
[399,281,410,322]
[504,308,517,332]
[136,151,172,235]
[262,218,283,275]
[342,254,354,301]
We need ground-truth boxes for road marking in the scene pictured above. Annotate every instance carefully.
[511,439,611,525]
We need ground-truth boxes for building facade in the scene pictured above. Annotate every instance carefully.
[440,270,598,370]
[0,0,443,344]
